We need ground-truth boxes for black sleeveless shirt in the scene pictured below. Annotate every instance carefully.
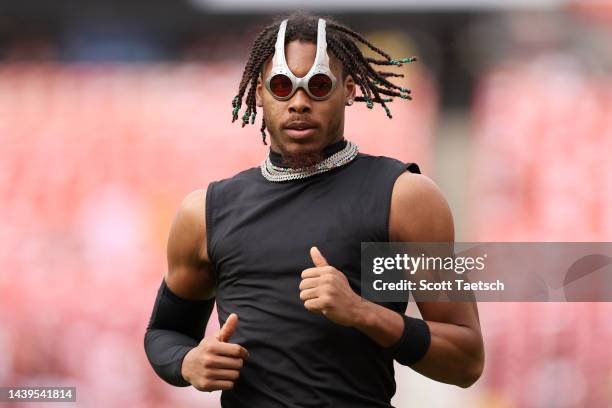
[206,140,421,408]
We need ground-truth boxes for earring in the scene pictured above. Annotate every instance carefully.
[346,99,354,106]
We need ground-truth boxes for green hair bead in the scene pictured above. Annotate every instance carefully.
[389,57,417,66]
[383,105,392,118]
[250,111,256,124]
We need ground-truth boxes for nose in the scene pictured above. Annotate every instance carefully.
[288,87,312,114]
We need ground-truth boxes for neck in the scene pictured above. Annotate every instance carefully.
[269,138,347,169]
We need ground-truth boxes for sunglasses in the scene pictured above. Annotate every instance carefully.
[264,18,337,101]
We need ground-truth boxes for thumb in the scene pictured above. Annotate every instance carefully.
[310,246,329,267]
[216,313,238,342]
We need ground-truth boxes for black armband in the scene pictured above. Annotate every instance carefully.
[144,279,215,387]
[388,314,431,366]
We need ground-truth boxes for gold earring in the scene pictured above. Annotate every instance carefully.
[346,99,354,106]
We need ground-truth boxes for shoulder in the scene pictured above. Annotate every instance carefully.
[206,166,260,199]
[355,152,403,166]
[213,166,260,188]
[355,152,420,174]
[167,188,208,264]
[389,171,454,242]
[165,188,217,299]
[351,153,409,181]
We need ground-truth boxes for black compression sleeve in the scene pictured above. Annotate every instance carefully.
[144,279,215,387]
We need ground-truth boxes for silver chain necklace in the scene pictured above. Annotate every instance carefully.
[261,140,359,182]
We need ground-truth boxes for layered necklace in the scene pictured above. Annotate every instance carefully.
[261,140,359,182]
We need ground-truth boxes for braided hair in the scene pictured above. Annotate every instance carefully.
[231,11,416,145]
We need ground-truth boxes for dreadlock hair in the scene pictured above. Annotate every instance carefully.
[231,11,417,145]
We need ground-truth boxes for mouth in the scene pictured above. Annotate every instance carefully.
[284,121,318,139]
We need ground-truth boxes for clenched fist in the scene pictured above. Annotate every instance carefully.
[299,246,363,327]
[181,313,249,391]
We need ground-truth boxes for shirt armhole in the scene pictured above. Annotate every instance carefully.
[205,181,217,269]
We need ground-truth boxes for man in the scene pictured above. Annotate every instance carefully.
[144,12,484,408]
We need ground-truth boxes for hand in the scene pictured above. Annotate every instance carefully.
[181,313,249,391]
[299,246,363,327]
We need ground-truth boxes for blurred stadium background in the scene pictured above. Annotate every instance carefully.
[1,0,612,407]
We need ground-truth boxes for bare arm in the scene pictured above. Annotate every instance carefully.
[354,172,484,387]
[144,188,248,391]
[165,188,215,300]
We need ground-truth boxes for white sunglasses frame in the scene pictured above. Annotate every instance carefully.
[264,18,338,101]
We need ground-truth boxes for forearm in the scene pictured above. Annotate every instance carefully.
[352,300,404,347]
[409,319,484,388]
[352,300,483,387]
[144,329,199,387]
[143,279,215,387]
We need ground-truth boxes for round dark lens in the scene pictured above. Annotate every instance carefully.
[308,74,333,98]
[270,74,293,97]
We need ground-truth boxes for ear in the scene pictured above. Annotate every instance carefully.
[256,75,263,107]
[344,74,356,103]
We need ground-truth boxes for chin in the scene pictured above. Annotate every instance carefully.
[277,131,328,168]
[279,131,319,150]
